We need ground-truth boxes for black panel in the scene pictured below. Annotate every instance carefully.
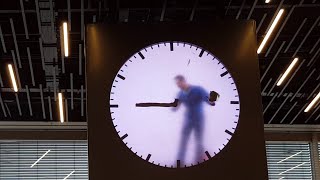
[86,22,268,180]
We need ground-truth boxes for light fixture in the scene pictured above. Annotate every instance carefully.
[63,170,75,180]
[277,151,303,163]
[277,58,298,86]
[257,9,284,54]
[265,0,271,3]
[304,91,320,112]
[8,64,18,92]
[30,150,51,168]
[58,92,64,123]
[63,22,69,57]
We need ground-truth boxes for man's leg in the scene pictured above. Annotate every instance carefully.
[177,121,192,166]
[194,119,204,162]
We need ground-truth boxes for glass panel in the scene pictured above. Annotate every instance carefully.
[0,140,88,179]
[266,142,312,180]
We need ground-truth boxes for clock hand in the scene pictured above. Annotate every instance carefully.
[136,99,179,107]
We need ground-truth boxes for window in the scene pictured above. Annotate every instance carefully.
[266,142,313,180]
[0,140,88,179]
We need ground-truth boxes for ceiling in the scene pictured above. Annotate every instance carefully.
[0,0,319,124]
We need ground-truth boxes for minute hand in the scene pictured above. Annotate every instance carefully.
[136,99,179,107]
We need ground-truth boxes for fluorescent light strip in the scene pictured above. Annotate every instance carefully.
[8,64,18,92]
[58,93,64,123]
[278,162,307,175]
[63,170,75,180]
[277,150,303,163]
[305,91,320,112]
[30,149,50,168]
[257,9,284,54]
[277,58,298,86]
[265,0,271,3]
[63,22,69,57]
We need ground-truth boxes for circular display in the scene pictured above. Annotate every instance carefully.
[109,42,240,168]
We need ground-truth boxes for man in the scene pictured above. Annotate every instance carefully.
[173,75,216,166]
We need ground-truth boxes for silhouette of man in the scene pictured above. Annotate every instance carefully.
[173,75,216,166]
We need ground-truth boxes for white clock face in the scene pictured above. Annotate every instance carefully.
[110,42,240,168]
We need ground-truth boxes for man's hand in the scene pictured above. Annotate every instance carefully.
[209,91,219,102]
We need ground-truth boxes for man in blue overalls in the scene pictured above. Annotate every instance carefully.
[173,75,216,166]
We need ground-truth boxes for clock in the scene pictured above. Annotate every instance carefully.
[109,41,240,168]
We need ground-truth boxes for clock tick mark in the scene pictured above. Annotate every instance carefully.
[117,74,126,80]
[138,52,145,59]
[146,154,151,161]
[177,160,181,168]
[121,133,128,140]
[225,129,233,136]
[110,104,119,108]
[220,71,228,77]
[170,42,173,51]
[187,59,191,66]
[205,151,211,158]
[199,49,204,57]
[230,101,239,104]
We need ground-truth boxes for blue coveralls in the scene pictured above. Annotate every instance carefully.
[176,86,209,164]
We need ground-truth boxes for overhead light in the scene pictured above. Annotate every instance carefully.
[265,0,271,3]
[63,170,75,180]
[30,150,51,168]
[63,22,69,57]
[278,162,307,175]
[58,92,64,123]
[277,151,303,163]
[8,64,18,92]
[305,91,320,112]
[277,58,298,86]
[257,9,284,54]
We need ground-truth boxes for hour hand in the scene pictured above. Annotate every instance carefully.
[136,99,179,107]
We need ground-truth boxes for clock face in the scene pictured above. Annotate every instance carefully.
[109,42,240,168]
